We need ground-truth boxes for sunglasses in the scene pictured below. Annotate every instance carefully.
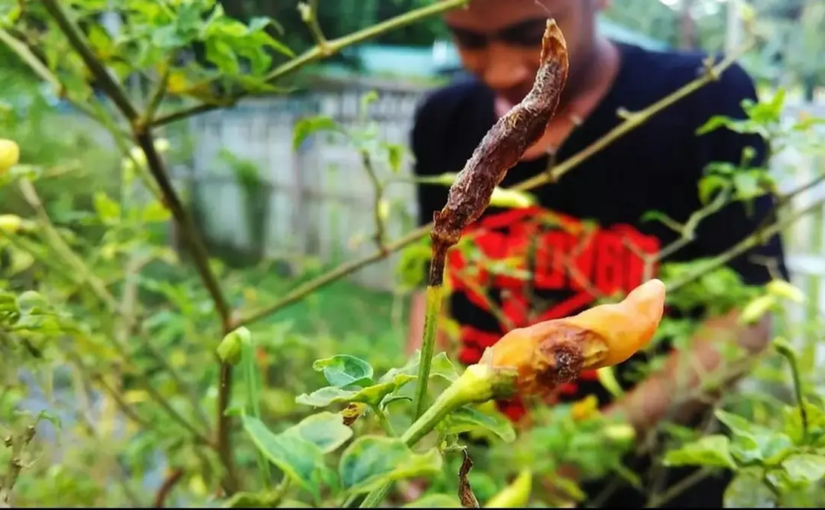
[446,18,551,49]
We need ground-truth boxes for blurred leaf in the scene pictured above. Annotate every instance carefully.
[781,454,825,486]
[339,436,443,494]
[293,116,339,151]
[141,201,171,223]
[698,174,730,204]
[723,471,777,508]
[295,382,396,408]
[313,355,374,388]
[404,494,462,508]
[439,406,516,443]
[291,412,353,454]
[663,435,737,469]
[484,469,532,508]
[241,414,340,500]
[715,410,794,465]
[93,192,121,224]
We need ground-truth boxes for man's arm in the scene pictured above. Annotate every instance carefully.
[604,62,788,436]
[604,311,770,435]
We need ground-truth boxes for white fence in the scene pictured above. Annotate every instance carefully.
[178,80,825,313]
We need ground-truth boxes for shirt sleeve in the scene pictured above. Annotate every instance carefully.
[692,63,789,285]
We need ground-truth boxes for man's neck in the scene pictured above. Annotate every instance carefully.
[559,36,621,115]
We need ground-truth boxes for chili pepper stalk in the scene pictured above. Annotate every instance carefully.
[411,19,570,421]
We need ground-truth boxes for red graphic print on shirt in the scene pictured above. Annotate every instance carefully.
[444,206,661,421]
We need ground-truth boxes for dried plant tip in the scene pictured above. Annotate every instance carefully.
[428,19,569,285]
[481,279,666,395]
[458,450,480,508]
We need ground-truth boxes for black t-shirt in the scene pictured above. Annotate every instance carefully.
[410,43,788,507]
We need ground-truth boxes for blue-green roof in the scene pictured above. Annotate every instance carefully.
[326,16,668,79]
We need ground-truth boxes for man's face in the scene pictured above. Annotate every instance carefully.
[444,0,605,106]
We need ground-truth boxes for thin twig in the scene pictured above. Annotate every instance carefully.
[644,467,713,508]
[300,0,330,54]
[154,468,184,508]
[359,149,388,253]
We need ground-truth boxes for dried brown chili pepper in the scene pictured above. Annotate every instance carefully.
[428,19,569,286]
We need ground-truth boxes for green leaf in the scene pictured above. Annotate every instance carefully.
[723,471,777,508]
[781,454,825,486]
[403,494,462,508]
[93,192,121,223]
[716,410,794,465]
[439,406,516,443]
[241,414,341,500]
[379,351,459,385]
[732,171,764,201]
[141,201,171,223]
[698,174,730,204]
[313,355,374,388]
[291,412,354,454]
[293,116,339,151]
[384,143,404,173]
[339,436,443,494]
[663,435,737,469]
[295,382,397,408]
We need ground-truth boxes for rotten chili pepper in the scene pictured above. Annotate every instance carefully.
[428,19,569,286]
[481,279,667,396]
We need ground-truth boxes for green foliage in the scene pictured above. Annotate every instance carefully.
[1,1,824,509]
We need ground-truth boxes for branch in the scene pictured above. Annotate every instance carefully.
[232,41,754,329]
[131,130,232,330]
[665,194,825,294]
[359,149,388,253]
[150,0,471,127]
[40,0,140,122]
[299,0,330,55]
[0,27,61,93]
[154,468,184,508]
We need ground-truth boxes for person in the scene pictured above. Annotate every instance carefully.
[406,0,788,507]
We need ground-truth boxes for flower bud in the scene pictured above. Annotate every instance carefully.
[217,326,252,365]
[0,214,23,234]
[739,294,775,325]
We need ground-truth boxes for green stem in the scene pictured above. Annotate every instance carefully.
[411,285,443,420]
[242,340,271,488]
[775,340,808,440]
[371,406,396,437]
[359,365,518,508]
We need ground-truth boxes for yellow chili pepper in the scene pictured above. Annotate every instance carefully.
[485,469,532,508]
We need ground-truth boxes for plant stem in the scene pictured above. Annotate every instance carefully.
[411,285,443,420]
[644,467,712,508]
[359,365,518,508]
[0,27,62,93]
[150,0,471,127]
[371,406,396,437]
[242,339,272,488]
[40,0,139,121]
[665,195,825,293]
[231,42,752,329]
[775,340,808,440]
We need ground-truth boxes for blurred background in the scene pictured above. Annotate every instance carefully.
[1,0,824,507]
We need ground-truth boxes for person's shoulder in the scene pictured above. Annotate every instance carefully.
[618,43,757,106]
[413,76,491,128]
